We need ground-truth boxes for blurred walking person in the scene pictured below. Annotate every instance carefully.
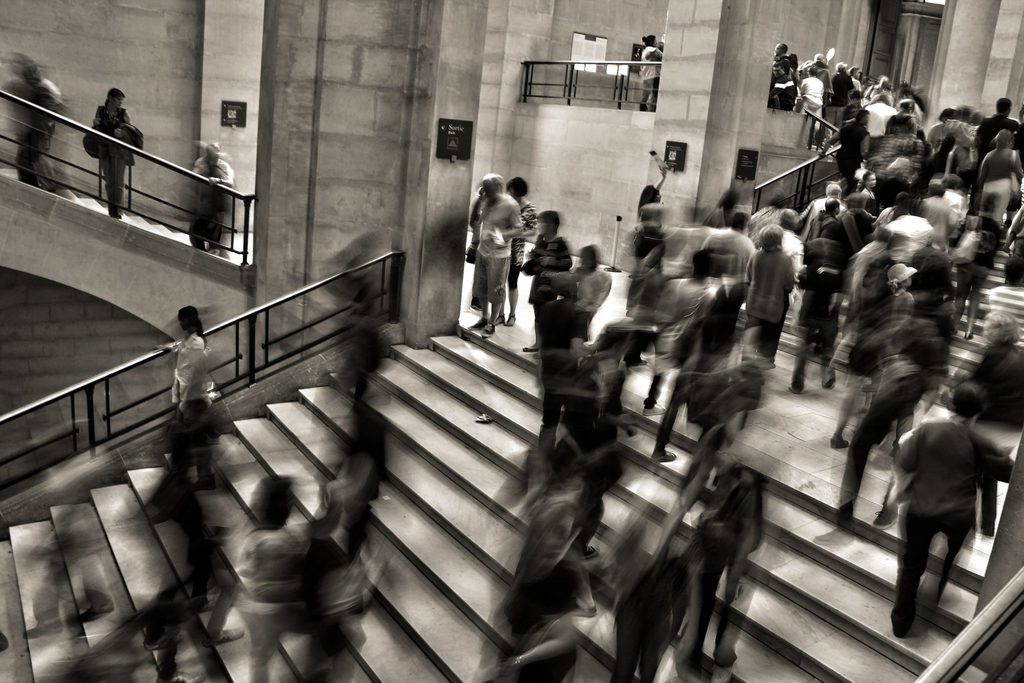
[190,142,235,255]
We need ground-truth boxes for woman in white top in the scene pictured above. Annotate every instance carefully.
[163,306,216,416]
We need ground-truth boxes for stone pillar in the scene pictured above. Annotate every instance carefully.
[981,0,1024,112]
[399,0,488,345]
[650,0,727,220]
[930,0,1001,114]
[199,0,264,196]
[693,0,782,216]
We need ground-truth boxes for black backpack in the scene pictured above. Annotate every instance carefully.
[696,466,763,571]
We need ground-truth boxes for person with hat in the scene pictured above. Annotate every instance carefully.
[468,173,527,337]
[93,87,133,218]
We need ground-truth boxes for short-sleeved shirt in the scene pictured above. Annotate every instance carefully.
[836,122,869,162]
[640,46,662,81]
[476,194,523,259]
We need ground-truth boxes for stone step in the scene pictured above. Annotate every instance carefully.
[0,540,32,682]
[386,348,977,633]
[377,350,955,674]
[90,484,227,682]
[125,467,301,683]
[8,520,87,680]
[308,384,880,683]
[441,333,990,593]
[212,432,448,683]
[50,503,136,648]
[236,415,502,682]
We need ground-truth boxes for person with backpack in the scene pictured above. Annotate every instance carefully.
[890,382,1014,637]
[678,462,764,680]
[790,234,845,393]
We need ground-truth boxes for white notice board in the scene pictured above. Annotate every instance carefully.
[571,32,607,73]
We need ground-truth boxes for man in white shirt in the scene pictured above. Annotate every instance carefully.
[887,212,935,264]
[469,174,527,336]
[865,94,898,138]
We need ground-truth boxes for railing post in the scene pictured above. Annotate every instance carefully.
[127,165,133,211]
[388,253,404,323]
[247,313,257,386]
[85,384,96,448]
[242,198,251,266]
[521,63,529,103]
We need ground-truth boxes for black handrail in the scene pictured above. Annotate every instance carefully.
[0,250,405,487]
[0,88,256,264]
[522,60,661,110]
[753,111,844,211]
[0,89,254,200]
[917,565,1024,682]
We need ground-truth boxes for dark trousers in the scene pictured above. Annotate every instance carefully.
[837,158,861,195]
[142,586,186,681]
[686,569,734,670]
[652,373,691,456]
[980,474,997,532]
[745,298,789,362]
[839,374,924,515]
[611,599,672,683]
[892,512,970,632]
[790,312,837,390]
[626,330,658,366]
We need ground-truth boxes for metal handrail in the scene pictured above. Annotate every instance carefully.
[0,250,405,481]
[0,89,255,201]
[804,107,839,134]
[916,565,1024,682]
[522,60,662,66]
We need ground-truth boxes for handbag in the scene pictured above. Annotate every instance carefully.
[951,226,980,264]
[83,130,100,159]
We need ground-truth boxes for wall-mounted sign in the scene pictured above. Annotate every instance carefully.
[664,140,687,172]
[630,43,644,74]
[735,148,759,181]
[435,118,474,161]
[221,101,247,128]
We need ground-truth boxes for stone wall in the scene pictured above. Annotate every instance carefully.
[0,266,169,419]
[199,0,264,196]
[508,104,655,266]
[1,0,204,213]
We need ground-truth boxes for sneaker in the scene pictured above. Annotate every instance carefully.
[482,323,495,337]
[829,434,849,450]
[475,414,494,424]
[980,525,996,537]
[789,384,804,395]
[583,545,599,559]
[873,506,897,528]
[522,345,538,353]
[653,450,677,464]
[822,374,836,389]
[202,628,243,648]
[642,405,665,417]
[469,319,487,330]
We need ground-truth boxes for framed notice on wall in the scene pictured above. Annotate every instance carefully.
[735,148,759,181]
[571,32,607,73]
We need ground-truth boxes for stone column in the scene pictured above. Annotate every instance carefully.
[981,0,1024,111]
[693,0,783,216]
[649,0,728,220]
[399,0,488,345]
[930,0,1001,114]
[199,0,264,196]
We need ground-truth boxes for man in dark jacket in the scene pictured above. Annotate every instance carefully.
[790,235,845,393]
[891,382,1014,637]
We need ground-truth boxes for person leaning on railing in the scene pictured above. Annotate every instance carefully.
[93,87,134,218]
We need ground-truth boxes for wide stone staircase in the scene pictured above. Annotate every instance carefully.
[0,318,997,682]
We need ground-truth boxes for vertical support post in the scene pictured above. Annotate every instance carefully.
[388,253,405,323]
[127,165,133,211]
[104,378,111,438]
[70,394,78,453]
[85,384,96,448]
[234,321,240,378]
[242,199,251,265]
[521,62,529,103]
[247,313,257,386]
